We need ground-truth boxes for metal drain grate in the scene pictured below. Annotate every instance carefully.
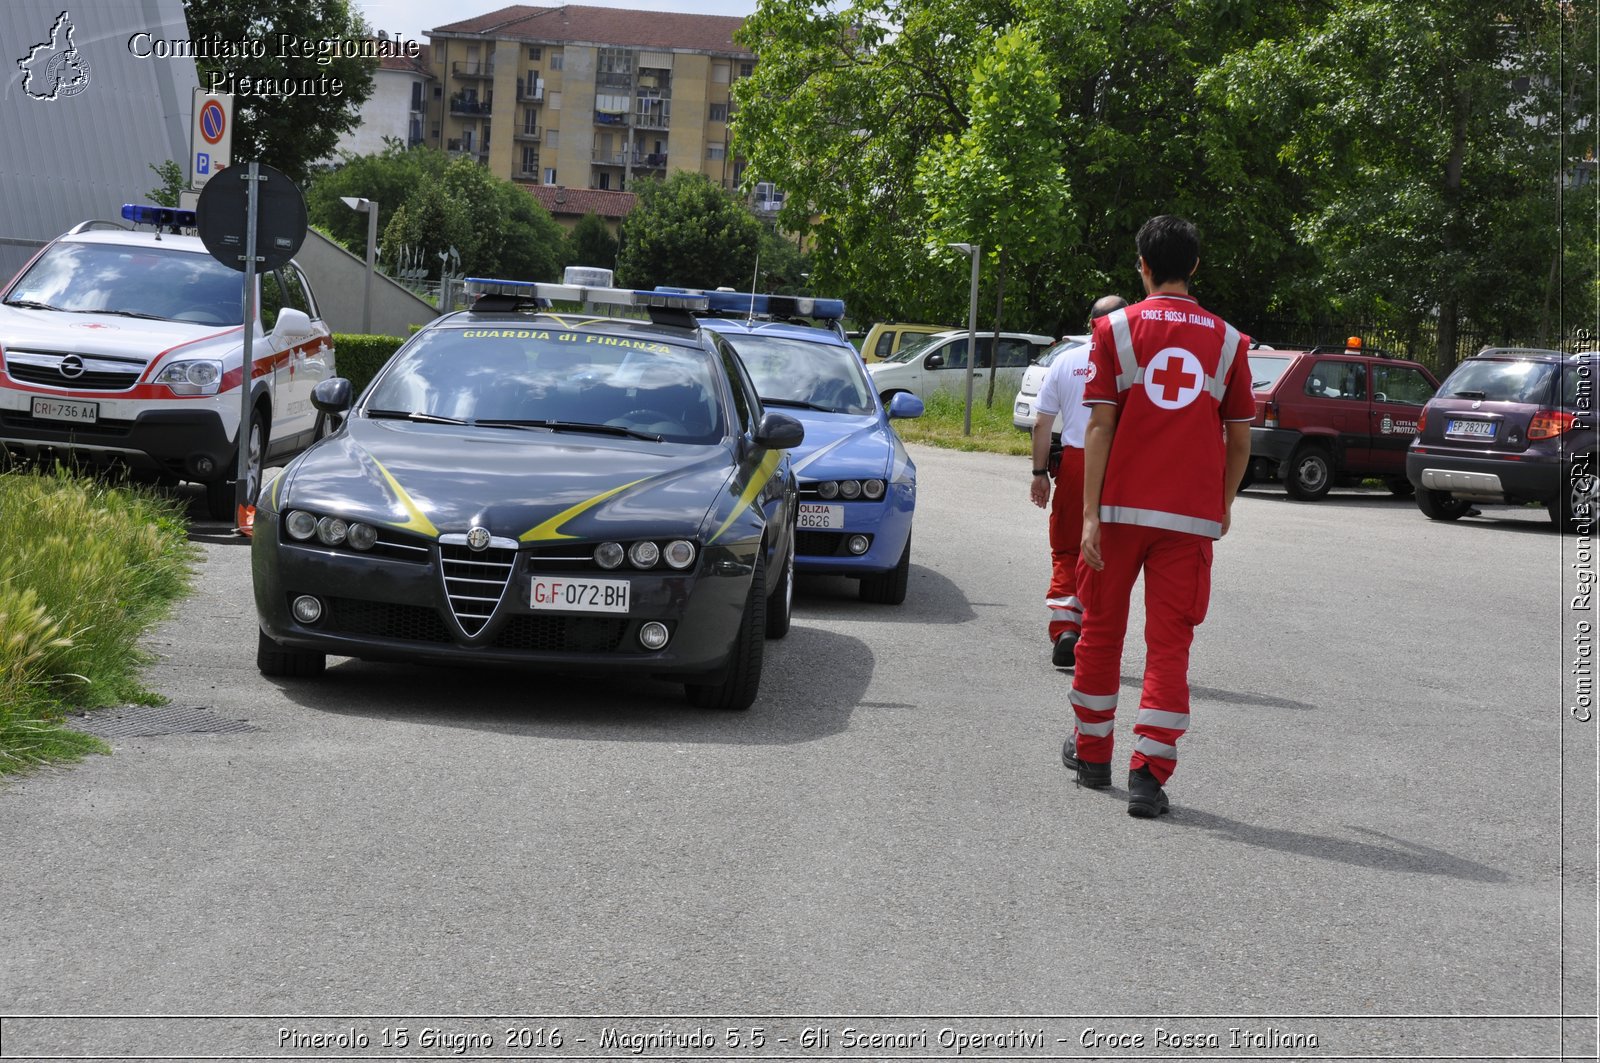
[70,705,260,738]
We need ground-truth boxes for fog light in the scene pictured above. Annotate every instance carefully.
[285,510,317,540]
[594,542,625,569]
[346,522,378,551]
[316,516,348,545]
[663,539,696,569]
[847,534,870,555]
[639,621,669,650]
[292,595,323,624]
[628,540,660,568]
[840,479,862,499]
[863,479,886,499]
[817,481,839,500]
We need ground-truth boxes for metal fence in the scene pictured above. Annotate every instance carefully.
[1248,318,1555,377]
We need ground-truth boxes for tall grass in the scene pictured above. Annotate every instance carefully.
[889,388,1034,456]
[0,470,195,775]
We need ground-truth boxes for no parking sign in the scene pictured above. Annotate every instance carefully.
[190,89,232,188]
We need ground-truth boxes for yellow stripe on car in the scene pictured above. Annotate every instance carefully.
[708,450,781,544]
[369,454,441,538]
[520,478,649,542]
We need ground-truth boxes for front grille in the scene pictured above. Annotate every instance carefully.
[796,530,851,556]
[324,597,451,642]
[493,615,629,652]
[440,543,516,636]
[8,364,141,390]
[521,543,602,572]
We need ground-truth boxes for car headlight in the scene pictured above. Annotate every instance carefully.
[662,540,696,569]
[628,541,660,569]
[839,479,862,499]
[817,481,839,500]
[346,522,378,551]
[316,516,348,546]
[862,479,886,500]
[153,359,223,396]
[285,510,317,540]
[594,542,625,569]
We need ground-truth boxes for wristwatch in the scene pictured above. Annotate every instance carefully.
[1032,468,1049,476]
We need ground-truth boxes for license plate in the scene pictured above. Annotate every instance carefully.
[798,503,843,530]
[1445,418,1496,440]
[32,396,98,424]
[529,576,629,613]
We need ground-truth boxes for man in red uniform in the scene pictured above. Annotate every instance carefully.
[1030,295,1127,668]
[1061,215,1253,818]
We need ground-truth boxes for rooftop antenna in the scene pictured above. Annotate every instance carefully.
[746,253,761,325]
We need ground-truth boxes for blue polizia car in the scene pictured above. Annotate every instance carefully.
[694,293,924,604]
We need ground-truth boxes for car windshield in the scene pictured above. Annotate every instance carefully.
[5,241,244,326]
[719,332,876,415]
[1037,337,1088,368]
[364,326,726,444]
[886,334,944,362]
[1440,358,1556,404]
[1249,354,1295,390]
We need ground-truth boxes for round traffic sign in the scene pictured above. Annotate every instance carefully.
[195,162,308,273]
[199,99,226,144]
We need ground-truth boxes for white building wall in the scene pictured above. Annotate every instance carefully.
[329,69,430,159]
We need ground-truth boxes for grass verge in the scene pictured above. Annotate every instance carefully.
[0,469,195,777]
[889,389,1033,456]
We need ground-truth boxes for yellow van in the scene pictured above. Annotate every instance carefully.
[860,322,948,363]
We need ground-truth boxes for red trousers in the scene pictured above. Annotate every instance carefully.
[1046,446,1085,642]
[1069,523,1213,784]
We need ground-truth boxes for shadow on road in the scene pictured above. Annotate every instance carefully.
[1168,809,1512,883]
[267,623,873,747]
[1117,675,1318,712]
[794,561,978,625]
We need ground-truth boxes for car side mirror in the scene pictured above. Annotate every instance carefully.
[887,392,924,419]
[924,352,945,369]
[311,376,353,415]
[271,307,312,344]
[752,410,804,450]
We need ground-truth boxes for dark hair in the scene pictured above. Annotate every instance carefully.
[1088,294,1127,323]
[1136,215,1200,286]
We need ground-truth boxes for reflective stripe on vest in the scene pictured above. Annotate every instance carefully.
[1209,323,1240,402]
[1108,308,1139,392]
[1100,505,1222,539]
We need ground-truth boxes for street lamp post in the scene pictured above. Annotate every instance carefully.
[340,196,378,334]
[948,242,981,436]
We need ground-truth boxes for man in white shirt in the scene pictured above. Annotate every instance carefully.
[1029,295,1127,668]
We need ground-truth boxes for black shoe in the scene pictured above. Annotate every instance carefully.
[1062,734,1110,789]
[1052,631,1078,668]
[1127,765,1170,818]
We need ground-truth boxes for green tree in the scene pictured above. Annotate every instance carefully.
[564,213,620,272]
[440,158,564,281]
[380,182,475,277]
[1205,0,1595,361]
[145,160,185,207]
[614,172,763,289]
[182,0,377,186]
[305,144,449,256]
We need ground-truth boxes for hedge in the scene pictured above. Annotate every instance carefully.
[331,333,405,395]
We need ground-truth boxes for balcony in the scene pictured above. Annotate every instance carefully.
[634,110,670,131]
[591,151,667,169]
[516,80,543,102]
[452,60,494,79]
[446,138,475,156]
[515,169,542,181]
[514,125,542,142]
[449,95,491,116]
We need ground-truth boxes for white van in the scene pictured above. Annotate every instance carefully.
[865,330,1054,403]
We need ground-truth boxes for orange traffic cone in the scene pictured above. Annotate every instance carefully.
[236,504,256,537]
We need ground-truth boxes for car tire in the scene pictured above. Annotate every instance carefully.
[1548,460,1599,534]
[205,407,267,522]
[1416,487,1472,521]
[256,628,325,678]
[859,533,911,605]
[685,553,766,711]
[765,533,794,639]
[1385,476,1415,498]
[1284,444,1334,501]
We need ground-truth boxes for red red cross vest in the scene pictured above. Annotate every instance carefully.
[1083,293,1254,539]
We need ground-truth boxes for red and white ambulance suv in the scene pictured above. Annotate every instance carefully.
[0,205,335,519]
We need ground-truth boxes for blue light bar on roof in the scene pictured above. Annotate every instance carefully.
[465,277,708,311]
[121,203,197,228]
[700,290,847,320]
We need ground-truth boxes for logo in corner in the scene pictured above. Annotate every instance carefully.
[17,11,91,101]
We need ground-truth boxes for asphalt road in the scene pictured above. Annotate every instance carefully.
[1,446,1593,1062]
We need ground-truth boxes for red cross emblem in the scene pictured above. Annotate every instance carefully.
[1142,347,1204,409]
[1150,355,1198,402]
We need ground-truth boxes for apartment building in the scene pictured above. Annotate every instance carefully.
[425,4,754,194]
